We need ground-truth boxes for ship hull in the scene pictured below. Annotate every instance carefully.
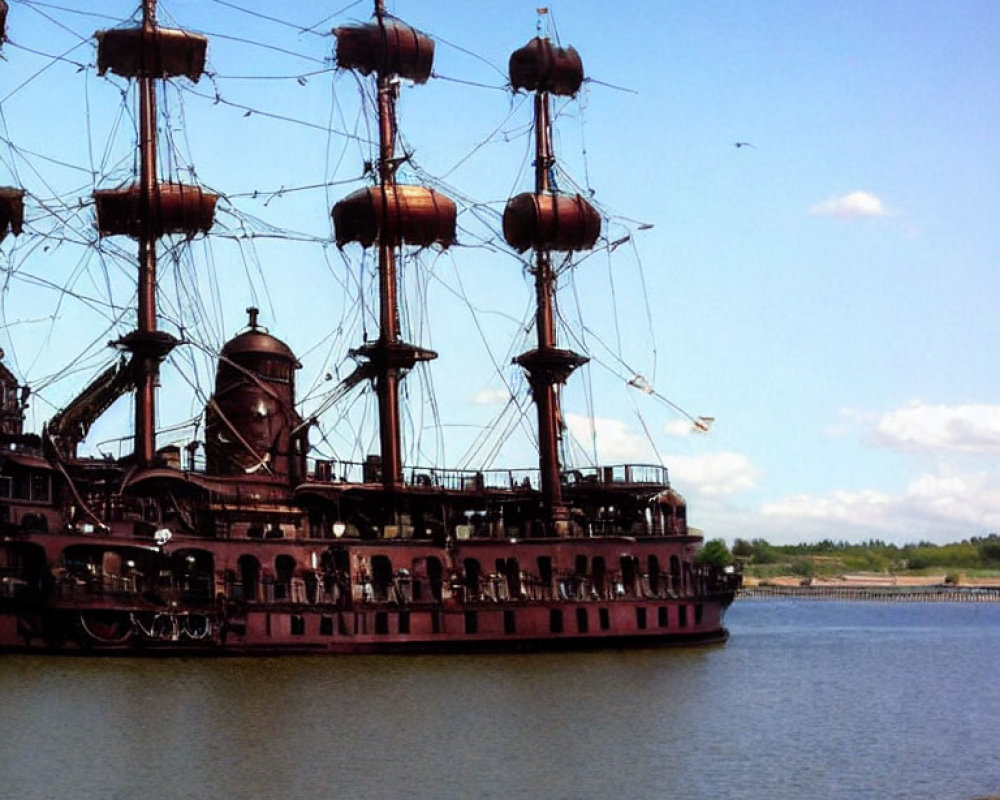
[1,529,735,656]
[0,599,733,655]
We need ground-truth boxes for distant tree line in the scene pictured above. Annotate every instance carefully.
[725,534,1000,576]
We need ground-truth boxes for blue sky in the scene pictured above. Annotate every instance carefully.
[1,0,998,546]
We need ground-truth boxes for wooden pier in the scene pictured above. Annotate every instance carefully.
[738,584,1000,602]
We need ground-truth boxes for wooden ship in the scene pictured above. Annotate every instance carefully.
[0,0,739,654]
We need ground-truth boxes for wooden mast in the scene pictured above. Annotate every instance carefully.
[528,88,570,532]
[331,2,456,497]
[373,0,405,491]
[504,31,599,537]
[93,1,213,467]
[134,0,160,467]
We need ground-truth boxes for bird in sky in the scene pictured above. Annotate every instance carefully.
[734,141,755,148]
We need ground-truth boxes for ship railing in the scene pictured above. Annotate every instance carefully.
[564,464,669,487]
[307,459,668,490]
[308,458,542,492]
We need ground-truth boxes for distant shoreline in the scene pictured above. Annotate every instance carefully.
[738,582,1000,602]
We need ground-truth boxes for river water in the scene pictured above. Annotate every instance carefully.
[2,600,999,800]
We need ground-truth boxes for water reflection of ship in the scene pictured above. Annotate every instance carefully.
[0,0,739,654]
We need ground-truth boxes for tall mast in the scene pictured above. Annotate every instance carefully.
[504,33,600,536]
[373,0,405,490]
[134,0,159,466]
[94,0,215,466]
[332,3,456,494]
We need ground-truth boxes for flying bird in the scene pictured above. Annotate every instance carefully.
[734,142,755,148]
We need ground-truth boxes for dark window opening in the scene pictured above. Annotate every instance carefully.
[504,557,521,598]
[679,605,688,628]
[658,606,669,628]
[375,611,389,635]
[636,607,647,630]
[504,610,516,635]
[599,607,610,631]
[576,607,589,633]
[549,608,563,634]
[319,615,334,636]
[537,556,553,589]
[695,604,704,625]
[463,558,481,600]
[290,615,305,635]
[371,555,393,602]
[398,610,410,634]
[592,556,607,598]
[648,554,661,595]
[574,554,588,575]
[464,610,478,634]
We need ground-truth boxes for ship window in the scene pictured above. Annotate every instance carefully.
[504,557,521,598]
[574,554,588,575]
[549,608,563,634]
[679,605,688,628]
[504,610,516,634]
[599,607,610,631]
[462,558,481,600]
[290,615,305,635]
[537,556,553,588]
[375,611,389,634]
[426,557,443,602]
[636,607,647,630]
[398,610,410,634]
[658,606,669,627]
[257,360,291,383]
[247,525,264,539]
[576,607,589,633]
[237,555,260,602]
[464,610,478,634]
[648,555,661,595]
[695,604,703,625]
[0,476,11,498]
[319,615,334,636]
[371,555,393,602]
[592,557,606,598]
[21,513,47,532]
[29,474,50,502]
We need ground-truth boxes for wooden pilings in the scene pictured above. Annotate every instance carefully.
[738,585,1000,602]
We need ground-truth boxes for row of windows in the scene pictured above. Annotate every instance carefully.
[284,605,705,637]
[0,474,51,503]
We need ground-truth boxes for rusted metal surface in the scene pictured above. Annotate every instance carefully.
[0,187,24,241]
[509,37,584,97]
[333,185,456,249]
[93,183,217,238]
[334,20,435,84]
[96,27,208,82]
[503,192,601,253]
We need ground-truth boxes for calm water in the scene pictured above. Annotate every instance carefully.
[2,600,999,800]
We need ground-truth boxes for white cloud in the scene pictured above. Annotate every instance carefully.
[565,413,656,463]
[758,466,1000,544]
[809,190,888,219]
[564,414,757,499]
[470,388,510,406]
[665,419,697,437]
[668,451,759,497]
[871,403,1000,454]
